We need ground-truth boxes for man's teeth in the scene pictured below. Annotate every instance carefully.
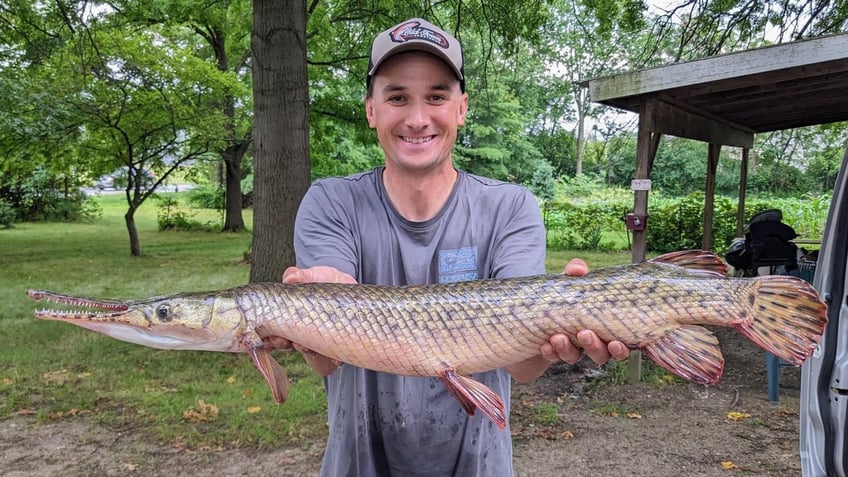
[403,136,433,144]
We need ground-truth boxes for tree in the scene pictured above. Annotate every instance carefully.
[107,0,254,232]
[249,0,310,282]
[68,23,230,255]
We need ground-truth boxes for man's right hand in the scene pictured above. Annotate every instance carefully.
[282,265,357,284]
[281,266,356,376]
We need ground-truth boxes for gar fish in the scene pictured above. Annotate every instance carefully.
[28,250,827,429]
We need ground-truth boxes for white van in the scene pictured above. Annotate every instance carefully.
[800,146,848,476]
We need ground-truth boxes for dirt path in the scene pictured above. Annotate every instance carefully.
[1,328,804,476]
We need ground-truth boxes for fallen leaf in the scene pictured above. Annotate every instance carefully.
[726,411,751,422]
[227,376,236,384]
[247,406,261,414]
[1,378,13,386]
[627,412,642,419]
[720,461,738,470]
[183,400,219,423]
[16,409,36,416]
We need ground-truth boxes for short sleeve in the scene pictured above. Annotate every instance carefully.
[293,180,358,277]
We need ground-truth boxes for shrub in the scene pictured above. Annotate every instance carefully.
[187,184,224,209]
[0,198,15,228]
[156,197,217,232]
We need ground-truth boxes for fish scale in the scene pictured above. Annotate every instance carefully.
[29,250,828,430]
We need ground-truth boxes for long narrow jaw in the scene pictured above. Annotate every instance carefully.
[27,289,243,352]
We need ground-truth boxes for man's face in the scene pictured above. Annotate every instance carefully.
[365,52,468,174]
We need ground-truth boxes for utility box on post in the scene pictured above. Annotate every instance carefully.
[625,213,647,231]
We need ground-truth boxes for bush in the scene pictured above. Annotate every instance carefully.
[544,198,631,251]
[0,167,100,222]
[0,198,15,228]
[156,197,217,232]
[646,192,738,253]
[187,184,224,209]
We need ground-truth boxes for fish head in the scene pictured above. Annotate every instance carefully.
[28,289,245,352]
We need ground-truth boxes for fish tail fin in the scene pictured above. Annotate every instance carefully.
[648,250,728,277]
[734,275,828,365]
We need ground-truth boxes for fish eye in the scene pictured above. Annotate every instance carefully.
[156,304,173,322]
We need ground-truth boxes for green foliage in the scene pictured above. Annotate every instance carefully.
[646,192,738,253]
[188,184,225,209]
[544,176,631,250]
[0,167,101,222]
[0,198,14,228]
[603,360,682,386]
[156,196,218,232]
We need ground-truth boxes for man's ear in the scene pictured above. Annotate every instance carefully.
[365,96,376,128]
[457,92,469,127]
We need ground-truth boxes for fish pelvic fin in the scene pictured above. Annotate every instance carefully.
[648,250,728,277]
[641,325,724,385]
[438,364,506,429]
[734,275,828,366]
[245,331,290,404]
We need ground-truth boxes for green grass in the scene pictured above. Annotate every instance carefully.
[546,249,632,273]
[0,194,633,449]
[0,193,327,448]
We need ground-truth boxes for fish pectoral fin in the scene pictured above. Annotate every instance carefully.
[247,338,290,404]
[641,325,725,385]
[437,364,506,430]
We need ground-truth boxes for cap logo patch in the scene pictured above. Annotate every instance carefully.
[389,21,449,49]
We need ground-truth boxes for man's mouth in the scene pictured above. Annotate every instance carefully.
[402,136,435,144]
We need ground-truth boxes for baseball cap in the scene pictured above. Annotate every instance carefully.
[367,18,465,92]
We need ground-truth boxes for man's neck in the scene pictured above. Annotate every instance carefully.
[382,165,458,222]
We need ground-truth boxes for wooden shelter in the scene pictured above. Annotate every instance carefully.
[580,33,848,264]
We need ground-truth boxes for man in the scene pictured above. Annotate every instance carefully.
[282,18,629,476]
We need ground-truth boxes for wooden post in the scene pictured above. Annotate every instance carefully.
[735,148,750,237]
[628,102,660,384]
[702,143,720,250]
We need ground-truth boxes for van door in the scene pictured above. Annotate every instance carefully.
[800,146,848,476]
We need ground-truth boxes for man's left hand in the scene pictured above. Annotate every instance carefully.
[543,257,630,366]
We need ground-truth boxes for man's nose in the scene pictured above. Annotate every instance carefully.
[405,101,429,129]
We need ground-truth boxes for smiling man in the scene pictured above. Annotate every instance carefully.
[282,18,629,477]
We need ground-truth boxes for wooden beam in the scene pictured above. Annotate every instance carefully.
[646,99,754,148]
[583,34,848,102]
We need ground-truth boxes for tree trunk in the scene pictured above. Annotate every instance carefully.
[222,140,246,232]
[125,207,142,256]
[249,0,310,283]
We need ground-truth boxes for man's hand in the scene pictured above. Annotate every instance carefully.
[282,266,356,284]
[281,266,356,376]
[507,258,630,384]
[546,258,630,365]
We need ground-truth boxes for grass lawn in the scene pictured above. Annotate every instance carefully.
[0,193,632,448]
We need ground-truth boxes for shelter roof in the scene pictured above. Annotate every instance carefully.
[581,33,848,146]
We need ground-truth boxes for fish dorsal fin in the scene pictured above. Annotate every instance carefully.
[437,364,506,429]
[641,325,725,384]
[647,250,728,277]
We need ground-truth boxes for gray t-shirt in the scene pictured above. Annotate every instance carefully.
[293,167,546,477]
